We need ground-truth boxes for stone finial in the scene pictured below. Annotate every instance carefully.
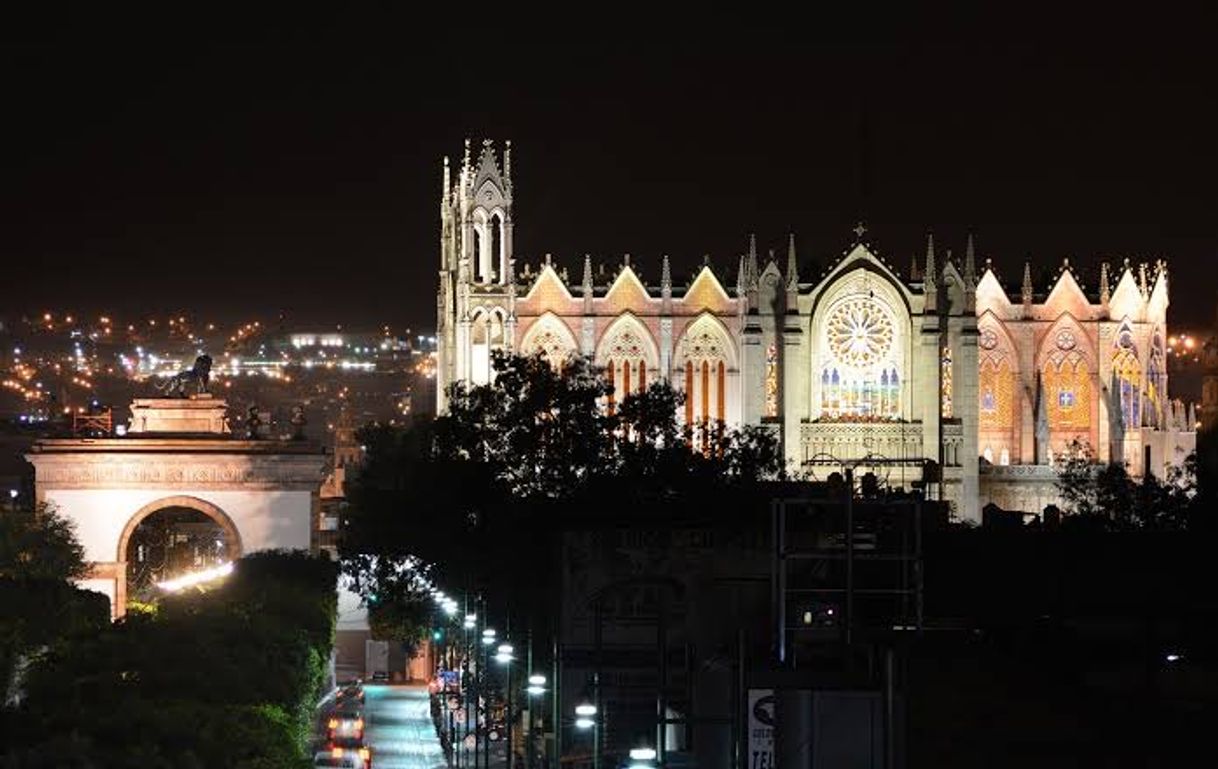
[747,234,759,289]
[964,232,977,289]
[290,404,307,441]
[503,139,512,194]
[910,251,920,282]
[785,232,799,289]
[442,155,450,198]
[1138,262,1149,295]
[924,233,937,291]
[1022,261,1034,305]
[623,253,631,268]
[661,254,672,294]
[462,138,472,173]
[245,405,262,439]
[736,255,747,297]
[1099,262,1111,304]
[582,254,593,296]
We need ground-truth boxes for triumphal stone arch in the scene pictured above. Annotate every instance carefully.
[26,396,326,617]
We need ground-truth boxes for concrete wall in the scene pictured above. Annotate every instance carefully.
[43,487,314,563]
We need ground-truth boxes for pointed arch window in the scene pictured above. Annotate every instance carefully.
[819,296,900,420]
[1044,349,1091,435]
[765,343,779,418]
[677,318,733,429]
[940,345,953,419]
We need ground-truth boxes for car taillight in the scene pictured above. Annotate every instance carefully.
[355,719,364,730]
[359,747,371,760]
[328,718,339,728]
[331,746,344,757]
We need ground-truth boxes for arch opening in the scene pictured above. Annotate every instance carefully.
[119,497,242,605]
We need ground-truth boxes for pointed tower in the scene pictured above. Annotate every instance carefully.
[746,234,760,311]
[447,139,514,287]
[1021,262,1034,308]
[963,233,977,311]
[1099,262,1111,306]
[785,233,799,288]
[784,233,800,311]
[437,138,516,412]
[661,254,673,312]
[923,233,938,311]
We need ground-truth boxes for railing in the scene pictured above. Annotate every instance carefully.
[800,420,924,464]
[73,409,113,436]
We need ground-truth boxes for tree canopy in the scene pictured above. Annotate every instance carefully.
[0,502,87,583]
[340,351,787,640]
[1055,439,1197,530]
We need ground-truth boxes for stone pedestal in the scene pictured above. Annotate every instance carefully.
[128,396,228,435]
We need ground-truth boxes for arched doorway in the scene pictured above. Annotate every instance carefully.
[118,496,243,607]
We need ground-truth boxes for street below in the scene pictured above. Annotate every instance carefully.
[360,685,446,769]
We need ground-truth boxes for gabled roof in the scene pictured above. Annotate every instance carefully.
[809,243,914,308]
[975,266,1013,315]
[1043,266,1092,320]
[1108,263,1143,321]
[680,265,733,311]
[521,263,574,304]
[602,264,654,311]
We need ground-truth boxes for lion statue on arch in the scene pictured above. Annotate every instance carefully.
[155,355,213,398]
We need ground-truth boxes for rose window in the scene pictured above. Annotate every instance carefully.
[826,298,894,370]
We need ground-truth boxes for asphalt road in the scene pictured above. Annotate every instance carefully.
[362,685,447,769]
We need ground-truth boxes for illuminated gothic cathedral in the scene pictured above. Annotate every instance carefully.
[436,140,1195,522]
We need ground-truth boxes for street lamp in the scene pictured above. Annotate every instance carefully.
[482,628,497,646]
[464,613,477,630]
[526,674,546,697]
[574,701,599,769]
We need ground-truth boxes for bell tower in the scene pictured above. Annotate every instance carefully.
[437,139,515,412]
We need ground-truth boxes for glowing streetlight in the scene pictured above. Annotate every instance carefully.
[495,643,514,663]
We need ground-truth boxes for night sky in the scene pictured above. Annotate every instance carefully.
[3,11,1215,331]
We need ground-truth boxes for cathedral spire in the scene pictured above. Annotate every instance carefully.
[736,255,747,298]
[785,232,799,289]
[746,233,759,289]
[923,233,937,312]
[1099,261,1111,305]
[964,233,977,288]
[581,254,593,310]
[1138,261,1149,296]
[1022,261,1034,306]
[910,250,920,282]
[924,233,937,290]
[442,155,450,199]
[503,139,512,196]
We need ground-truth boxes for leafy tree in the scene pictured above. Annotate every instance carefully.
[0,502,87,582]
[341,351,788,636]
[6,550,335,767]
[1055,438,1198,530]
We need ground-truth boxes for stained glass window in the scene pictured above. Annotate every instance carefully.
[820,296,900,420]
[941,345,953,419]
[765,343,779,418]
[1113,348,1141,428]
[1044,351,1090,434]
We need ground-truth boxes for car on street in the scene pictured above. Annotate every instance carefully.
[326,708,365,743]
[313,745,372,768]
[335,681,365,704]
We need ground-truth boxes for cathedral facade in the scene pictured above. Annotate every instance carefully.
[436,140,1195,522]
